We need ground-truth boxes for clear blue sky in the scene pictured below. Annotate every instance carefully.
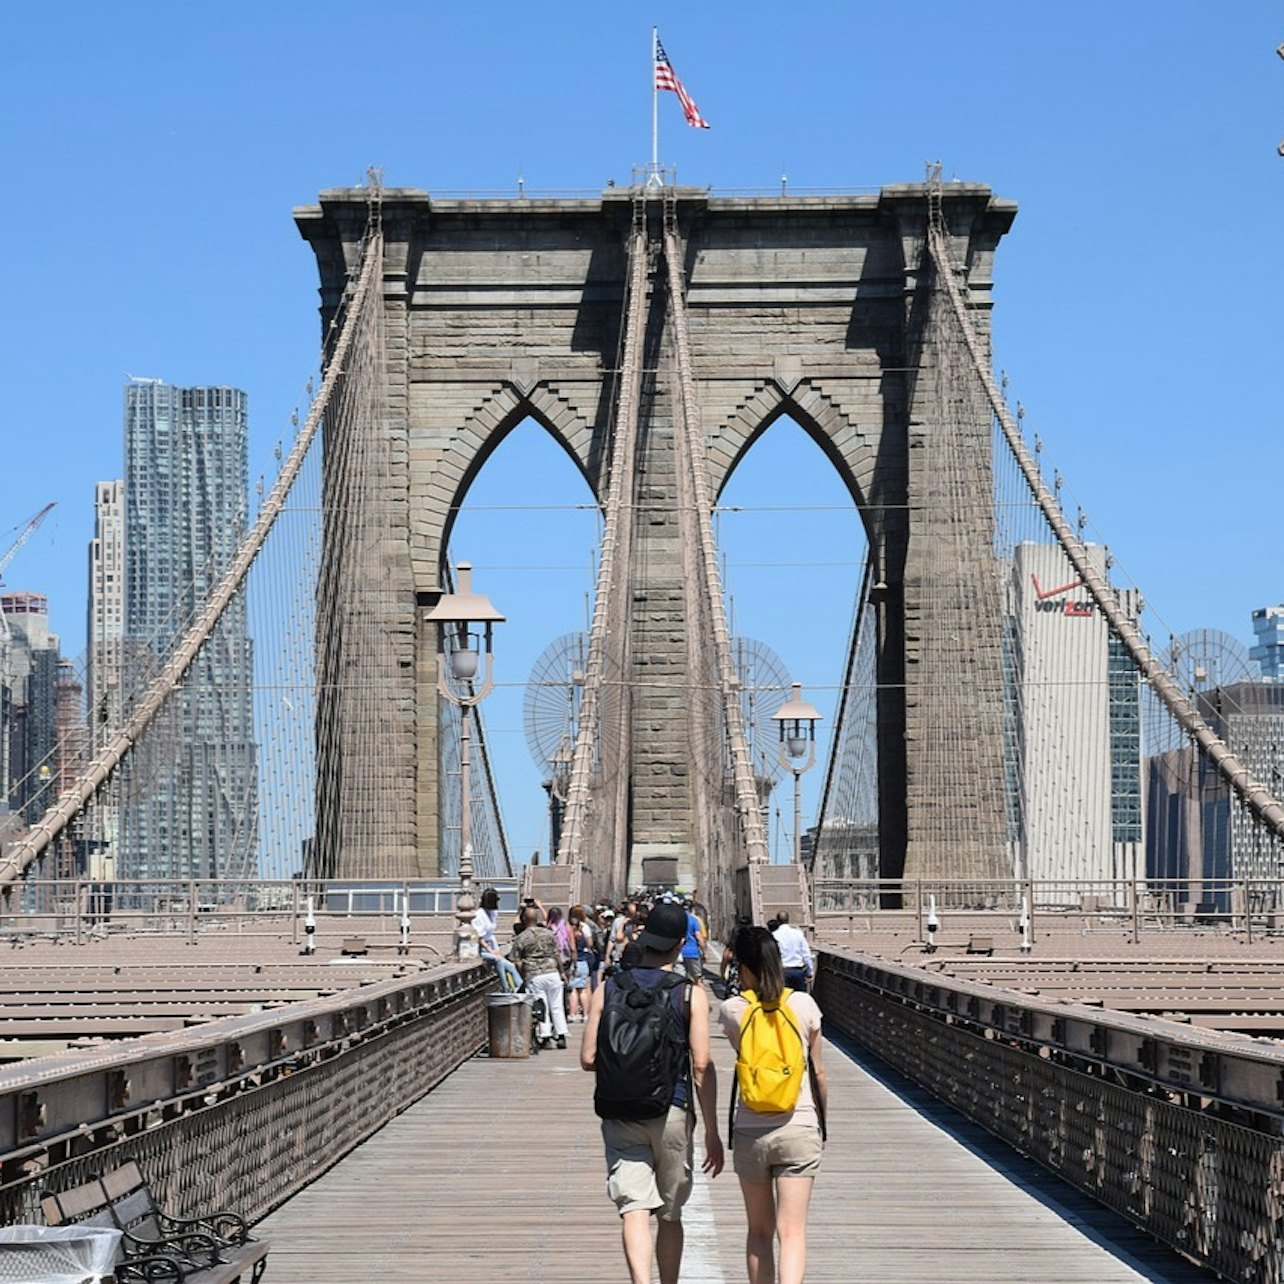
[2,2,1281,865]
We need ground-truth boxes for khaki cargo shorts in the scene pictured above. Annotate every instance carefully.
[601,1106,694,1221]
[733,1120,823,1182]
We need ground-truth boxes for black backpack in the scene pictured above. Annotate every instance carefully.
[593,970,690,1120]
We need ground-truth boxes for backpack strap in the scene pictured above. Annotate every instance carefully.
[662,970,696,1116]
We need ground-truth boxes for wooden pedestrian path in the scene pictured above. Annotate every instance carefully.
[256,992,1211,1282]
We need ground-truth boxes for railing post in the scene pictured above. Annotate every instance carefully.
[1131,879,1141,946]
[74,879,83,946]
[291,881,300,946]
[1025,879,1036,947]
[915,880,923,940]
[188,879,197,946]
[1244,880,1253,945]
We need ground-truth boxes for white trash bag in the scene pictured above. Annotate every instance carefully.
[0,1225,122,1284]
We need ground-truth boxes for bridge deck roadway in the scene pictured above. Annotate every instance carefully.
[256,991,1210,1283]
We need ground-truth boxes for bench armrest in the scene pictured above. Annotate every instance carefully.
[122,1227,222,1265]
[159,1210,251,1244]
[116,1252,189,1282]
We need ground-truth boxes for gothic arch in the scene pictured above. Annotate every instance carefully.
[707,377,901,583]
[409,380,600,583]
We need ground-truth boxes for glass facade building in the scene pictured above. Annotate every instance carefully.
[1251,605,1284,681]
[120,381,257,882]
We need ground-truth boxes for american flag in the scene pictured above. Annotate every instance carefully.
[655,39,710,130]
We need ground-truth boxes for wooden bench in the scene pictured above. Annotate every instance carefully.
[41,1160,269,1283]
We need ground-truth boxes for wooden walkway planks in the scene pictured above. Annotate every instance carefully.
[256,999,1212,1282]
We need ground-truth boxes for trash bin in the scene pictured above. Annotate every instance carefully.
[0,1225,122,1283]
[485,991,532,1059]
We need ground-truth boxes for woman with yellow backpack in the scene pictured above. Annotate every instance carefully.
[718,925,827,1284]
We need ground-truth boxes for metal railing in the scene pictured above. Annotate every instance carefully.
[813,877,1284,945]
[817,949,1284,1282]
[0,961,492,1225]
[0,877,519,948]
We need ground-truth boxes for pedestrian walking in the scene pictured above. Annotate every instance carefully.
[511,905,570,1049]
[679,894,706,982]
[772,911,814,992]
[608,899,640,969]
[719,925,827,1284]
[567,904,594,1021]
[720,915,753,999]
[581,898,725,1284]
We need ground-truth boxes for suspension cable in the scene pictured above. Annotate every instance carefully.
[925,210,1284,840]
[662,214,770,867]
[0,227,387,890]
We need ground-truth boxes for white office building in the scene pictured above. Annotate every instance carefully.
[1004,543,1142,895]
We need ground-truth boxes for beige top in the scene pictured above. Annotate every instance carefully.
[719,989,822,1133]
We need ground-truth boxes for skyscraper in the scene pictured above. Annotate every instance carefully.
[1,592,61,825]
[1251,605,1284,682]
[119,380,257,882]
[86,480,124,880]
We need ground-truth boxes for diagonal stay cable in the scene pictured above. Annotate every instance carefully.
[556,205,650,867]
[662,220,770,869]
[0,229,386,890]
[926,214,1284,840]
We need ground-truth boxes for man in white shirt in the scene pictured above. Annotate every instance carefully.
[772,911,814,992]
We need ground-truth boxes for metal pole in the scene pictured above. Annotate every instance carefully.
[455,702,479,959]
[651,27,659,177]
[793,768,803,866]
[1131,879,1140,946]
[460,703,471,879]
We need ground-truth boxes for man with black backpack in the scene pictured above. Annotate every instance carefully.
[581,898,725,1284]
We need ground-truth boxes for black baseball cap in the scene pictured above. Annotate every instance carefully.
[638,899,687,952]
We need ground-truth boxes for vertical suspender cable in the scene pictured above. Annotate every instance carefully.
[662,220,770,873]
[557,201,650,869]
[927,218,1284,841]
[0,230,386,890]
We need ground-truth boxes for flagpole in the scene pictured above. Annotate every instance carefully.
[651,27,659,179]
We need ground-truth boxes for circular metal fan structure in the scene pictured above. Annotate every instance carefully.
[1170,628,1255,697]
[1145,627,1258,757]
[731,636,793,785]
[524,632,591,775]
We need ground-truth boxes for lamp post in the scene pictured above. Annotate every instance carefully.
[773,682,822,865]
[423,563,505,960]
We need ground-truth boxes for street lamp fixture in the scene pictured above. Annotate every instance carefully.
[423,563,505,960]
[773,682,822,865]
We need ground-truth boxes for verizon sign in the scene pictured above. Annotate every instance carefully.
[1031,573,1095,617]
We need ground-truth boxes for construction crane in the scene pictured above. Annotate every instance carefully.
[0,503,56,639]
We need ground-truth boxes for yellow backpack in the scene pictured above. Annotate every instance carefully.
[734,988,806,1114]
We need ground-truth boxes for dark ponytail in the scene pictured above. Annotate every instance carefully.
[733,925,785,1005]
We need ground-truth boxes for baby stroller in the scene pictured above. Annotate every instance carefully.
[528,992,554,1053]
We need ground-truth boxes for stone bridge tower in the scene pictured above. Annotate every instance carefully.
[296,184,1016,885]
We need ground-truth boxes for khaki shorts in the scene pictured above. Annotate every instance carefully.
[602,1106,694,1220]
[733,1120,823,1182]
